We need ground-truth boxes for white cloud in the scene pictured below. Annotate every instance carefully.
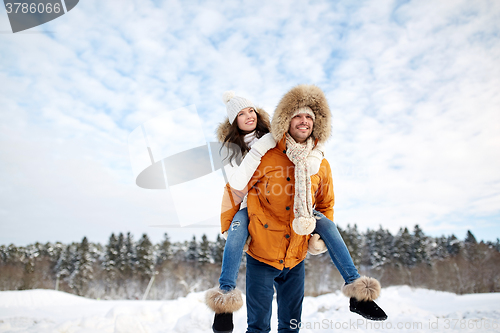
[322,0,500,239]
[0,0,499,245]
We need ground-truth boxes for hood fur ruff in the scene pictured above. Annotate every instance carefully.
[216,107,270,143]
[271,84,331,144]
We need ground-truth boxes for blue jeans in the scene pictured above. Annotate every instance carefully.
[218,208,249,291]
[218,208,360,290]
[313,210,361,284]
[246,254,304,333]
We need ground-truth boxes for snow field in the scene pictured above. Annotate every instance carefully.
[1,286,500,333]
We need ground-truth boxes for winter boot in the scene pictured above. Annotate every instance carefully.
[205,287,244,333]
[212,312,233,333]
[342,276,387,321]
[349,297,387,321]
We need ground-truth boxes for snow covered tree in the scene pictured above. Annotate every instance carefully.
[55,244,77,283]
[486,238,500,253]
[362,228,375,267]
[20,245,37,290]
[70,237,94,296]
[463,230,480,262]
[446,234,461,256]
[412,225,430,266]
[465,230,477,244]
[429,236,450,260]
[124,232,136,277]
[393,227,414,267]
[115,233,126,276]
[340,224,362,267]
[115,232,136,279]
[157,233,172,265]
[46,242,65,264]
[198,234,211,265]
[2,244,21,263]
[0,245,7,264]
[171,240,189,262]
[104,233,119,283]
[211,234,225,264]
[55,244,70,278]
[186,236,198,262]
[136,234,155,281]
[365,226,394,268]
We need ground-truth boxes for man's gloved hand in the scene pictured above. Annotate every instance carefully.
[308,233,328,255]
[249,133,277,158]
[243,235,252,252]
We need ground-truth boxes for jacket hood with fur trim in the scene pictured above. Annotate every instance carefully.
[271,84,331,144]
[216,107,271,143]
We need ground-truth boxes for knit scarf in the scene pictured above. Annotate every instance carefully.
[285,133,316,235]
[244,131,258,148]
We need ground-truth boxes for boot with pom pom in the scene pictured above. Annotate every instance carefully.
[342,276,387,321]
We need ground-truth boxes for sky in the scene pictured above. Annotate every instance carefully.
[0,0,499,246]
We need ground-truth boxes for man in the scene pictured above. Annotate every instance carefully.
[218,85,385,333]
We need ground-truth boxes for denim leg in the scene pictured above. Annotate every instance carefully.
[218,208,250,291]
[313,210,361,284]
[246,255,277,333]
[275,261,304,333]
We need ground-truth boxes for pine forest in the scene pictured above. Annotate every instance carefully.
[1,226,499,300]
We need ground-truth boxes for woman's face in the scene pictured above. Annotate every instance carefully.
[236,107,257,132]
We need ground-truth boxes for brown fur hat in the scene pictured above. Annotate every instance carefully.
[271,84,331,143]
[216,107,271,143]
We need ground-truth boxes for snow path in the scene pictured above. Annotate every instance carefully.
[1,286,499,333]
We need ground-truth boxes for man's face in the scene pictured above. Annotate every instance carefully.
[288,113,314,143]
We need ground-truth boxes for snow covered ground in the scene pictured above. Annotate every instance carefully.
[0,286,499,333]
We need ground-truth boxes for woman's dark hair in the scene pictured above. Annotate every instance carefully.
[222,109,270,165]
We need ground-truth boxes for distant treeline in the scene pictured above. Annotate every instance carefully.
[1,226,499,299]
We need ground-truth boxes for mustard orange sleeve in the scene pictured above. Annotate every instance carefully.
[314,159,335,221]
[220,183,245,234]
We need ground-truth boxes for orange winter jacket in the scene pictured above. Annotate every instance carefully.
[221,137,335,270]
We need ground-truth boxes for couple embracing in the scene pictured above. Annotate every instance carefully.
[206,85,387,333]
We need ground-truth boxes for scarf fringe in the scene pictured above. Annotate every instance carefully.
[293,216,316,235]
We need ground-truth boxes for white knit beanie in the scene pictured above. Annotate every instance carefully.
[222,91,257,124]
[291,106,315,121]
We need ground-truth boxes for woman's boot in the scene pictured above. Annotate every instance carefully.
[342,276,388,321]
[206,287,243,333]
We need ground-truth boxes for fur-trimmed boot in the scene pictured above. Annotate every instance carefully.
[205,287,244,333]
[342,276,387,321]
